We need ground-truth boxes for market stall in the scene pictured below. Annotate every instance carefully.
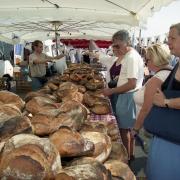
[0,1,178,179]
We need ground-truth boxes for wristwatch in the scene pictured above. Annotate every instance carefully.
[164,99,170,108]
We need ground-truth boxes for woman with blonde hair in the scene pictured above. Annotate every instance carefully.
[132,43,172,138]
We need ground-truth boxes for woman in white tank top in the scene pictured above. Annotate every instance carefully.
[132,44,172,136]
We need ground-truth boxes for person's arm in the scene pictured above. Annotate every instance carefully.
[29,55,46,65]
[112,78,136,93]
[29,53,51,65]
[31,58,49,64]
[153,88,180,109]
[166,98,180,109]
[133,77,163,131]
[103,78,136,96]
[32,53,65,65]
[88,51,100,60]
[103,54,140,96]
[46,53,65,61]
[88,51,114,66]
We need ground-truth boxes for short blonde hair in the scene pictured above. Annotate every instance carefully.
[146,44,171,67]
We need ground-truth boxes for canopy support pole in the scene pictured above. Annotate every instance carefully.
[138,28,142,54]
[54,23,59,56]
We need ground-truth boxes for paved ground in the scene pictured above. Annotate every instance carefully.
[131,142,147,178]
[130,130,152,179]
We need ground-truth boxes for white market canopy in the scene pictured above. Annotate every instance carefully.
[0,0,175,44]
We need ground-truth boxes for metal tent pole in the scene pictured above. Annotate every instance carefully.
[54,22,59,56]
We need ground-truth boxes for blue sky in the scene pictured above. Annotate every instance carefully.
[141,0,180,37]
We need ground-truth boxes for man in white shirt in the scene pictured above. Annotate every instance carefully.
[102,30,144,161]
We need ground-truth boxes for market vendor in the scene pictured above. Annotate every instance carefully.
[29,40,65,91]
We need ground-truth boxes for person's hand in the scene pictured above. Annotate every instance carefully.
[83,50,90,55]
[130,128,139,138]
[153,88,166,107]
[102,88,113,96]
[53,53,66,60]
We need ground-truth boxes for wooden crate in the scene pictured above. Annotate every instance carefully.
[0,78,5,90]
[14,71,24,81]
[16,80,32,92]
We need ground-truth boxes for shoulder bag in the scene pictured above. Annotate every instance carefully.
[144,63,180,143]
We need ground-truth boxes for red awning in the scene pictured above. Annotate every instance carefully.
[55,39,112,48]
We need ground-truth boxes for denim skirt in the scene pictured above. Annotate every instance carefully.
[115,92,136,129]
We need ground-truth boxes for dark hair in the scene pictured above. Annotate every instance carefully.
[112,30,130,44]
[170,23,180,35]
[32,40,43,51]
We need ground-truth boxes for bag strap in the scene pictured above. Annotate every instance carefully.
[167,62,179,90]
[156,67,172,74]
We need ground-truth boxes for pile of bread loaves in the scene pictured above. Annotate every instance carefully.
[0,63,136,179]
[46,63,110,115]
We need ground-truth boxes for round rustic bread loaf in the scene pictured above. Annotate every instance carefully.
[55,162,111,180]
[0,91,25,110]
[25,96,60,116]
[0,134,61,179]
[50,126,94,157]
[81,131,112,163]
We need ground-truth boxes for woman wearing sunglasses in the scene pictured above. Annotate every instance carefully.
[102,30,144,161]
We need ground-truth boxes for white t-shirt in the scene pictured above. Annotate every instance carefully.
[69,49,76,63]
[99,53,117,83]
[134,70,171,113]
[29,53,47,77]
[117,49,144,92]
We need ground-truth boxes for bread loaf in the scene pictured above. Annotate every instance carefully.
[25,96,60,116]
[55,162,111,180]
[50,126,94,157]
[81,131,112,163]
[0,115,32,142]
[0,91,25,110]
[104,160,136,180]
[0,134,61,179]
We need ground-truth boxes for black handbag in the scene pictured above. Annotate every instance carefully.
[108,79,118,88]
[144,63,180,143]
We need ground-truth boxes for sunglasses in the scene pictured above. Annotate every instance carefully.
[112,41,127,49]
[112,44,121,49]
